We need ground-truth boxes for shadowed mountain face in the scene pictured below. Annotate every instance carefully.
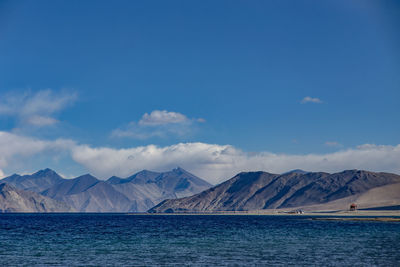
[2,168,212,212]
[153,167,212,198]
[149,170,400,213]
[0,183,74,212]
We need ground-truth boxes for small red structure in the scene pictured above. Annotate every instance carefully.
[350,203,357,211]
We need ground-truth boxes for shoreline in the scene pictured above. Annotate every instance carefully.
[1,210,400,218]
[141,209,400,217]
[311,217,400,222]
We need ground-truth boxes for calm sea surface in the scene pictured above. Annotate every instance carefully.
[0,214,399,266]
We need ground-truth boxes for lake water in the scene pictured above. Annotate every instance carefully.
[0,214,399,266]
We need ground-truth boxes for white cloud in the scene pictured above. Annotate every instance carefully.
[1,131,399,185]
[301,96,322,104]
[70,142,238,181]
[112,110,204,139]
[139,110,188,126]
[0,89,77,127]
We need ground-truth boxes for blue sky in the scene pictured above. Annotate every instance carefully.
[0,0,399,182]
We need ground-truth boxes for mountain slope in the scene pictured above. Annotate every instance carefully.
[280,170,400,208]
[288,182,400,211]
[0,183,74,212]
[153,167,212,198]
[243,172,329,209]
[42,174,99,197]
[150,171,279,212]
[59,182,133,212]
[108,167,212,211]
[41,174,133,212]
[149,170,400,213]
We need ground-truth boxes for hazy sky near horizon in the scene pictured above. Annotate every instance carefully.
[0,0,399,183]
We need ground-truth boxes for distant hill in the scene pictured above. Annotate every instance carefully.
[0,183,74,212]
[1,167,212,212]
[108,167,213,211]
[149,170,400,213]
[2,168,64,193]
[41,174,133,212]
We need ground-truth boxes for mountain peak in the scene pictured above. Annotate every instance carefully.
[2,168,64,193]
[172,167,187,174]
[34,168,58,176]
[106,176,123,183]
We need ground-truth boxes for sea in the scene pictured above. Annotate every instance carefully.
[0,214,399,266]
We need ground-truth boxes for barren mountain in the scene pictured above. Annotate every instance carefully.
[2,167,211,212]
[41,174,133,212]
[108,167,212,211]
[0,183,74,212]
[149,170,400,213]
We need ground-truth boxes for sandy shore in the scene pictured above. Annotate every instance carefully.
[139,209,400,217]
[311,217,400,222]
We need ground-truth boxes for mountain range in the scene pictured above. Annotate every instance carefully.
[1,167,211,212]
[2,168,400,213]
[149,170,400,213]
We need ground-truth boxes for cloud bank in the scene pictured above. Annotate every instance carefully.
[1,131,399,184]
[0,131,75,178]
[70,142,400,184]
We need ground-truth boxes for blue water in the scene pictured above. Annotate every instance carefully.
[0,214,399,266]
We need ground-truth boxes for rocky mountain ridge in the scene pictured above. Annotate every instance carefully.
[149,170,400,213]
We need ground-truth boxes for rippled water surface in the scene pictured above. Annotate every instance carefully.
[0,214,399,266]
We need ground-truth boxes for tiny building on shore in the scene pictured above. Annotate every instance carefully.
[350,203,357,211]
